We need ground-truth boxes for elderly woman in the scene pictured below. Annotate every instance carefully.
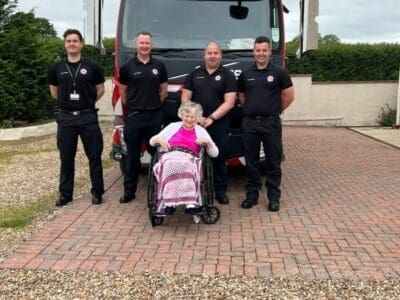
[149,102,218,223]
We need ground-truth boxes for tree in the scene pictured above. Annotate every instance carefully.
[319,34,341,45]
[0,11,60,122]
[0,0,17,28]
[286,34,342,56]
[102,37,115,53]
[286,36,300,56]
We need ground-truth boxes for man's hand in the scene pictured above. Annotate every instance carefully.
[202,117,213,128]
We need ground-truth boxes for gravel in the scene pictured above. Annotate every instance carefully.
[0,122,114,209]
[1,122,400,298]
[0,121,114,262]
[1,270,399,299]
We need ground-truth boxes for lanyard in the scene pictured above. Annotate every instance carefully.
[65,61,82,93]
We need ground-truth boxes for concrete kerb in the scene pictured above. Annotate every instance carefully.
[3,121,400,149]
[0,116,113,141]
[349,126,400,149]
[0,122,57,141]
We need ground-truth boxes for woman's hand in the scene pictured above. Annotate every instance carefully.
[158,140,170,152]
[196,138,209,148]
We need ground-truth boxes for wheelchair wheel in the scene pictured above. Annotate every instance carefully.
[147,170,156,209]
[201,205,220,224]
[151,215,164,227]
[201,153,214,205]
[147,155,158,209]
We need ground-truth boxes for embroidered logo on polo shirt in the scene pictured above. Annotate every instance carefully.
[215,75,221,81]
[267,75,274,83]
[80,68,87,75]
[152,68,159,75]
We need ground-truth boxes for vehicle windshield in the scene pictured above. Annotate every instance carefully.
[120,0,282,51]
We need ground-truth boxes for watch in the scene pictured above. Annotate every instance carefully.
[209,114,217,121]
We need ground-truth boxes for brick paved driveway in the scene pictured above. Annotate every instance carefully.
[1,127,400,280]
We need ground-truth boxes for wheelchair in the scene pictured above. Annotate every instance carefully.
[147,146,221,227]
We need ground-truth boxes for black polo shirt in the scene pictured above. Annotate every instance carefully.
[119,55,168,112]
[48,58,105,110]
[238,62,293,117]
[184,65,237,117]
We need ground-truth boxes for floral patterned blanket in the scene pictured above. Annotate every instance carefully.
[153,150,203,212]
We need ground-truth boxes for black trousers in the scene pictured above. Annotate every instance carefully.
[242,116,282,203]
[206,117,229,194]
[56,112,104,199]
[123,109,163,197]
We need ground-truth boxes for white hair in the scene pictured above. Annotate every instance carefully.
[177,102,203,122]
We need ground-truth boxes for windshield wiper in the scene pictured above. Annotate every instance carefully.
[153,48,202,52]
[152,48,203,57]
[222,49,253,58]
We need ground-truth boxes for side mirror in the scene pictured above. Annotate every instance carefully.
[230,5,249,19]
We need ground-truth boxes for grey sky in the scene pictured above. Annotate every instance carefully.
[17,0,400,44]
[284,0,400,43]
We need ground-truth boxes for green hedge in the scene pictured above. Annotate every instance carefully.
[0,12,62,124]
[93,41,400,82]
[287,43,400,81]
[0,37,113,124]
[82,45,113,77]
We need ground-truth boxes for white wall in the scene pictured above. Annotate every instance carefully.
[97,76,400,127]
[96,78,114,120]
[284,75,399,126]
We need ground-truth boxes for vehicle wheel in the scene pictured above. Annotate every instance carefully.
[151,216,164,227]
[201,205,220,224]
[119,158,126,174]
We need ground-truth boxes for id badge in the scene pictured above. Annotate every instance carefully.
[70,93,80,101]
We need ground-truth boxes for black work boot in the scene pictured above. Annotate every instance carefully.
[55,195,72,207]
[241,193,258,209]
[119,194,135,203]
[91,192,102,205]
[215,192,229,205]
[268,201,280,212]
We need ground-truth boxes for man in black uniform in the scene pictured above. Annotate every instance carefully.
[181,42,236,205]
[48,29,105,206]
[238,36,294,212]
[119,32,168,203]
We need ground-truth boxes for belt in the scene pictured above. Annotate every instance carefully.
[59,108,97,116]
[252,115,279,121]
